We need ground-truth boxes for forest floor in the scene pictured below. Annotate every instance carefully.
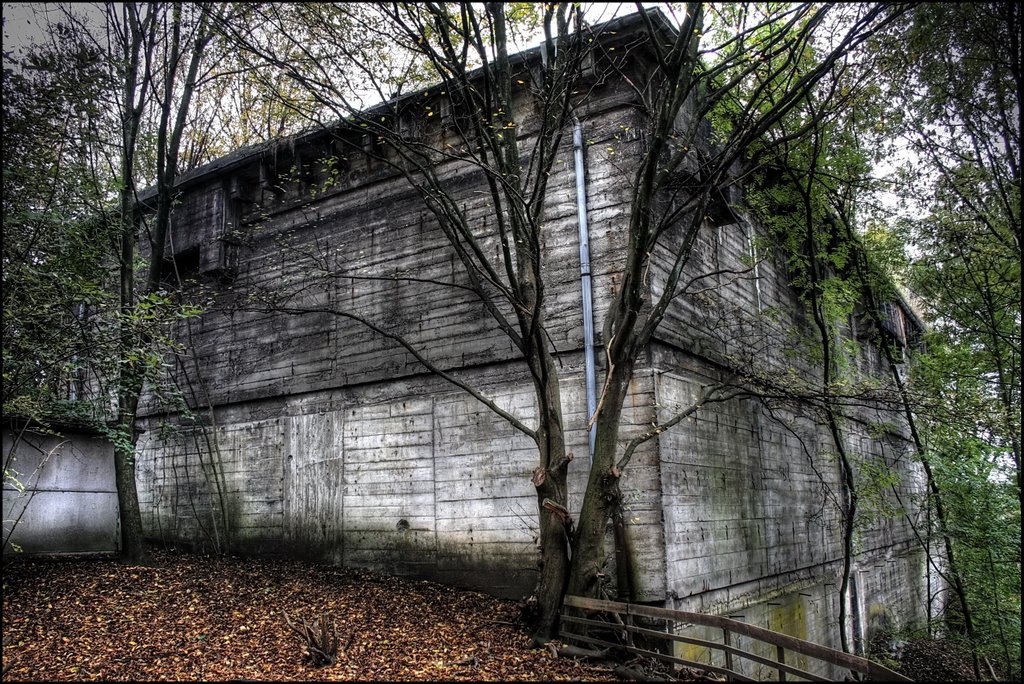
[2,548,624,682]
[1,548,984,682]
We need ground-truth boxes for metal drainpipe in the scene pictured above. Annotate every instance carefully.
[573,119,598,464]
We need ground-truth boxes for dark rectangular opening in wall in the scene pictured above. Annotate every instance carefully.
[161,246,201,288]
[880,301,907,348]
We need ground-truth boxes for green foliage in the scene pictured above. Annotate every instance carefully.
[854,454,903,526]
[867,5,1021,673]
[2,37,119,425]
[704,4,819,145]
[909,333,1021,676]
[2,15,205,431]
[928,416,1021,674]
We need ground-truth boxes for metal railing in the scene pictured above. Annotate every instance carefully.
[560,595,911,682]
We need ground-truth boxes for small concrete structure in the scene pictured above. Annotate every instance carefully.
[2,422,119,556]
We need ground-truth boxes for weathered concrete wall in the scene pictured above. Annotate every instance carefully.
[671,579,843,680]
[138,356,663,598]
[143,91,640,416]
[666,556,928,680]
[2,426,118,556]
[643,186,931,657]
[652,364,928,658]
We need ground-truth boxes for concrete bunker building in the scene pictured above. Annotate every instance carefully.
[133,9,933,663]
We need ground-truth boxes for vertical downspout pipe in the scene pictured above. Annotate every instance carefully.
[573,119,598,463]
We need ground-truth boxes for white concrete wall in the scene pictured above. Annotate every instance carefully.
[2,426,118,556]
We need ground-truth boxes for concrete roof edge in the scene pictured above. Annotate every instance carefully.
[136,7,673,203]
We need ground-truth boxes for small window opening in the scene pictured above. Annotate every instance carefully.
[161,246,201,288]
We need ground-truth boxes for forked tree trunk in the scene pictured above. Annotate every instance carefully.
[113,2,148,565]
[569,357,636,600]
[112,3,212,565]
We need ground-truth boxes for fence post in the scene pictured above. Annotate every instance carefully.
[626,611,635,647]
[723,628,733,680]
[777,644,786,682]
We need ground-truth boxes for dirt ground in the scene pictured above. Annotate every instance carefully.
[2,548,986,682]
[2,549,624,681]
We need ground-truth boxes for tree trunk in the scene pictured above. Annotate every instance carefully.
[527,351,573,642]
[114,9,147,563]
[843,215,985,679]
[113,440,148,563]
[531,458,571,641]
[110,3,212,566]
[569,357,636,599]
[115,364,149,563]
[877,336,982,679]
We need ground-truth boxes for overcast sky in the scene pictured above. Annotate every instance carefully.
[3,3,59,52]
[2,2,110,64]
[1,3,676,64]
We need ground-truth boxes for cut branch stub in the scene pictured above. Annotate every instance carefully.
[542,497,572,526]
[283,609,347,667]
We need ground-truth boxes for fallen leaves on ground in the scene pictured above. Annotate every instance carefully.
[888,636,989,682]
[2,549,623,682]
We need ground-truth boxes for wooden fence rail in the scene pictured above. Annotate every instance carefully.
[559,595,911,682]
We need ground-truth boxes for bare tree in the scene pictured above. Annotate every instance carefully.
[42,2,223,562]
[210,2,907,640]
